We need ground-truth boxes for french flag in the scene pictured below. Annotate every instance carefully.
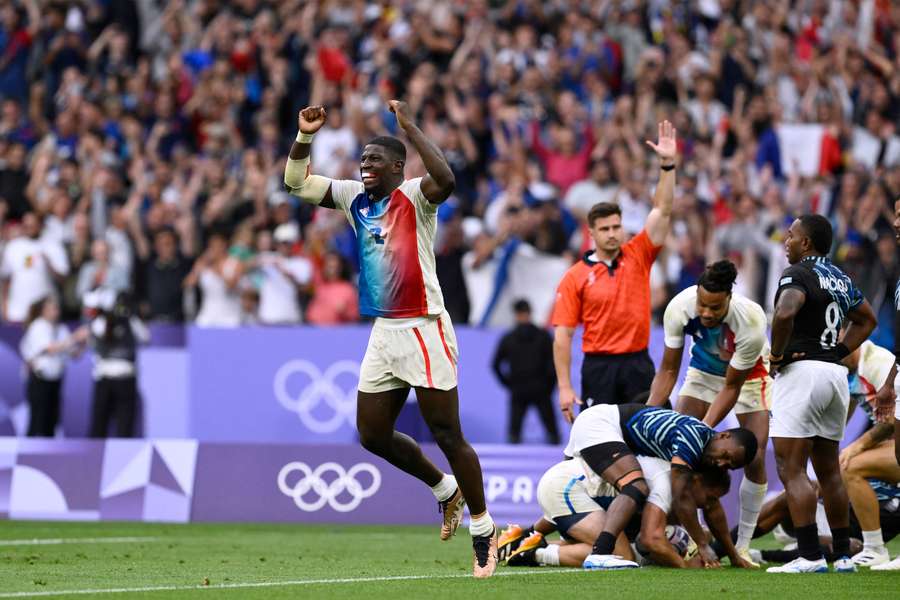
[755,123,841,181]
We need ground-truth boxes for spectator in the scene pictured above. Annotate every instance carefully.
[306,251,359,325]
[76,238,128,299]
[0,212,68,323]
[255,222,312,325]
[184,232,243,328]
[491,299,559,445]
[19,296,77,437]
[86,292,148,438]
[138,228,192,322]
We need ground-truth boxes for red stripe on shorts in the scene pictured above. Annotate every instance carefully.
[413,327,433,387]
[760,377,768,411]
[437,318,456,374]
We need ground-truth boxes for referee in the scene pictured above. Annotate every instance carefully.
[552,121,676,423]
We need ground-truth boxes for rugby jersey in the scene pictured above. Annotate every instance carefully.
[326,178,444,318]
[619,404,714,470]
[775,256,863,366]
[663,285,769,378]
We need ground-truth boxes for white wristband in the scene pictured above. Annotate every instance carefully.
[296,131,315,144]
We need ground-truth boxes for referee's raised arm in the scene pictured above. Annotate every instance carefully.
[550,121,677,422]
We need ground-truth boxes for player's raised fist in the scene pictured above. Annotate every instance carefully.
[298,106,327,134]
[388,100,413,130]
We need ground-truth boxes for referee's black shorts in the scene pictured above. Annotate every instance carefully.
[580,350,655,409]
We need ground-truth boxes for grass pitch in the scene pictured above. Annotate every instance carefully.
[1,521,898,598]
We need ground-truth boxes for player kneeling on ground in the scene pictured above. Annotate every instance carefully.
[500,456,730,568]
[563,403,756,569]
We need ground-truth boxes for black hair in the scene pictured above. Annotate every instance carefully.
[697,260,738,294]
[697,467,731,495]
[725,427,758,466]
[797,214,833,255]
[587,202,621,226]
[513,298,531,314]
[24,296,52,328]
[366,136,407,163]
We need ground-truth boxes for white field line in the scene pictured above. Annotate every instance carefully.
[0,568,584,598]
[0,537,158,547]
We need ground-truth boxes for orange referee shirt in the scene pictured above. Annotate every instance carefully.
[551,230,661,354]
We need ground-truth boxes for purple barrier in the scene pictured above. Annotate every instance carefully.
[0,324,872,444]
[0,437,768,526]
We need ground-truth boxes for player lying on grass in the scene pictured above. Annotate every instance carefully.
[647,260,771,568]
[840,339,900,568]
[499,456,731,568]
[710,479,900,566]
[564,402,757,569]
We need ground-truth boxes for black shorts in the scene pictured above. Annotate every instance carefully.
[581,350,655,409]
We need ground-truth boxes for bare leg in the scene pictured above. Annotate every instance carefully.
[773,436,820,559]
[738,410,769,485]
[674,395,707,419]
[357,388,444,486]
[810,437,849,556]
[416,386,487,515]
[842,441,900,532]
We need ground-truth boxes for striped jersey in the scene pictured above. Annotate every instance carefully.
[775,256,863,366]
[619,405,714,470]
[327,178,444,318]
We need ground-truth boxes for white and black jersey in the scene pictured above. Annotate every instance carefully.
[894,279,900,365]
[774,256,864,366]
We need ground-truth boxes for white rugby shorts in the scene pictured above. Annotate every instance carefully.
[357,311,458,393]
[770,360,850,441]
[679,367,772,414]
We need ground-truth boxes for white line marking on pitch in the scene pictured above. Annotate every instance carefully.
[0,537,157,547]
[0,568,584,598]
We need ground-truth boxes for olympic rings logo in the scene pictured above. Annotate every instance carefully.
[277,461,381,512]
[273,360,359,433]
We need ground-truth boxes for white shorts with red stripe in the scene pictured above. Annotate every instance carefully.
[358,311,459,393]
[678,367,772,414]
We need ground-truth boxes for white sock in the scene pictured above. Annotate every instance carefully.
[431,474,457,502]
[862,529,886,552]
[535,545,560,566]
[469,511,495,537]
[735,478,767,549]
[815,503,832,538]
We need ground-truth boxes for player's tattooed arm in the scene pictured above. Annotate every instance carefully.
[770,288,806,369]
[703,499,753,568]
[647,345,683,407]
[388,100,455,204]
[639,503,688,568]
[645,120,677,246]
[670,463,719,568]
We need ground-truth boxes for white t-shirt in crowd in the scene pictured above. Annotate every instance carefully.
[195,259,242,328]
[563,180,619,216]
[257,253,313,324]
[0,237,70,322]
[19,318,71,380]
[311,127,357,178]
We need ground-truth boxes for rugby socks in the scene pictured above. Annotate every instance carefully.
[592,532,617,555]
[536,544,560,566]
[431,474,457,502]
[796,524,823,561]
[735,478,767,549]
[831,527,850,558]
[469,511,495,538]
[862,529,886,553]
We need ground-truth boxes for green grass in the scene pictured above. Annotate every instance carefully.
[0,521,898,598]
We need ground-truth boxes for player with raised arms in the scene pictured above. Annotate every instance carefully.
[647,259,771,567]
[766,214,878,574]
[284,102,497,577]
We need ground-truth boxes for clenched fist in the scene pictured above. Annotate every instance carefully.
[298,106,327,134]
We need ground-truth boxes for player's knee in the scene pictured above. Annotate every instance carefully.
[619,478,649,508]
[431,425,463,454]
[358,430,389,456]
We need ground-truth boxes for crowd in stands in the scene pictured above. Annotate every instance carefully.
[0,0,897,347]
